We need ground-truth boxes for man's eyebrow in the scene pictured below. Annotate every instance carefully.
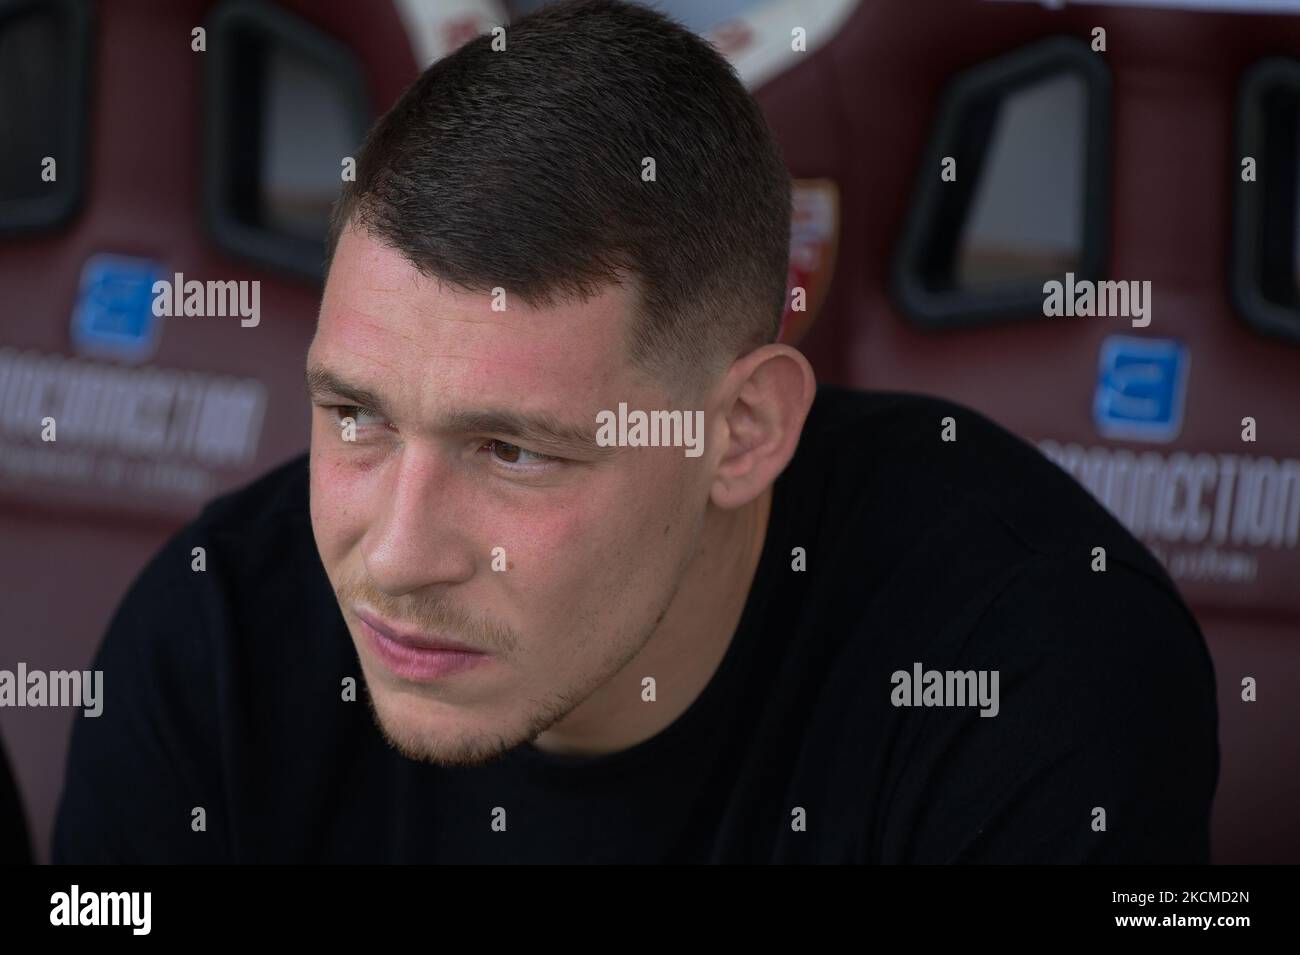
[305,366,393,419]
[306,364,616,458]
[443,408,617,458]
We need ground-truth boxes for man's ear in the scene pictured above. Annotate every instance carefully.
[709,343,816,510]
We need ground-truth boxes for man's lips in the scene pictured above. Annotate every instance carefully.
[353,608,487,655]
[354,607,493,683]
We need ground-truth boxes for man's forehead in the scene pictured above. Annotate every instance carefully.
[318,230,640,388]
[311,309,627,412]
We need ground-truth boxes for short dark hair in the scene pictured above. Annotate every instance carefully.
[327,0,792,392]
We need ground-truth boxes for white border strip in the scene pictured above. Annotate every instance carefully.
[708,0,862,90]
[985,0,1300,15]
[393,0,509,67]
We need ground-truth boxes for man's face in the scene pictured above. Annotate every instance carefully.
[307,226,712,765]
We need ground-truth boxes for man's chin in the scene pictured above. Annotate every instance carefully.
[363,685,526,768]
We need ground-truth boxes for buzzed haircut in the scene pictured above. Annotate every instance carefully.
[326,0,793,392]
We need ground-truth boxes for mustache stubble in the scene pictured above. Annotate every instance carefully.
[335,574,521,657]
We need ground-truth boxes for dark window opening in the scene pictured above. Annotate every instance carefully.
[1234,58,1300,345]
[204,0,369,281]
[893,36,1111,329]
[0,0,90,234]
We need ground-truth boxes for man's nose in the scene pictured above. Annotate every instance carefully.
[361,444,476,596]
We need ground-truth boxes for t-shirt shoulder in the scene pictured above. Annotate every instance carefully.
[195,451,310,538]
[52,452,318,862]
[799,385,1175,593]
[97,450,314,676]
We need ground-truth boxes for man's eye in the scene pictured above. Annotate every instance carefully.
[486,440,556,467]
[334,405,386,427]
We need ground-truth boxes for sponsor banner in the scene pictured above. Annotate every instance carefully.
[1039,439,1300,605]
[0,347,265,513]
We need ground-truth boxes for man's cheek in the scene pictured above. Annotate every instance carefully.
[310,453,372,557]
[494,502,590,577]
[488,499,622,617]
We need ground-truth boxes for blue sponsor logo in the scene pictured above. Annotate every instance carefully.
[1093,335,1188,443]
[70,254,164,363]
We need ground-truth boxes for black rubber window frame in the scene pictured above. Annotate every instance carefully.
[1233,57,1300,347]
[0,0,92,236]
[892,35,1112,330]
[202,0,370,282]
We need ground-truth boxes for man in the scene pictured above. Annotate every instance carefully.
[54,0,1218,863]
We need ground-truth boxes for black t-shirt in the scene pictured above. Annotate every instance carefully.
[52,386,1219,863]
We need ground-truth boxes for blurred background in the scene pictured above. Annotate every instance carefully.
[1,0,1297,864]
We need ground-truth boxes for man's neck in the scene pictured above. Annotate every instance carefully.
[529,484,774,758]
